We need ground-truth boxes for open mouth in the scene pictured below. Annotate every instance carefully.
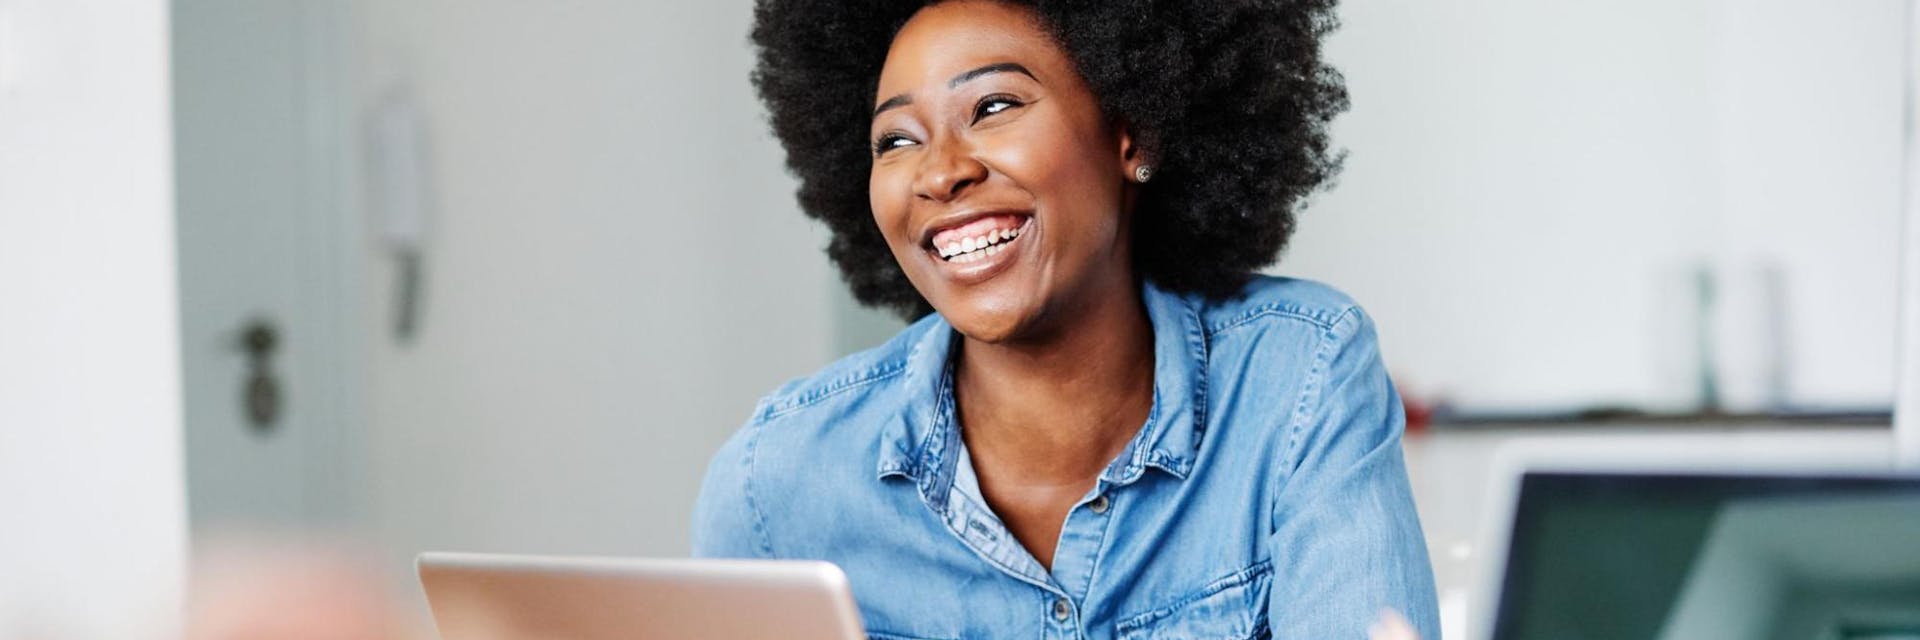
[929,215,1031,264]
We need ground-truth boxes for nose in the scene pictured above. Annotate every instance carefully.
[912,134,987,203]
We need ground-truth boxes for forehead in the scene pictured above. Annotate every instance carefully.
[875,1,1068,99]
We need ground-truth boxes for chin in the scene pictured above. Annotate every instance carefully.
[934,285,1051,345]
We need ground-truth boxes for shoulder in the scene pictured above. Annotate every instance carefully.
[1210,278,1398,470]
[1192,275,1374,342]
[716,311,940,466]
[1186,276,1392,448]
[749,312,941,423]
[692,315,940,557]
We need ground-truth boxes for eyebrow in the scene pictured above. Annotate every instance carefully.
[948,62,1035,89]
[871,62,1039,120]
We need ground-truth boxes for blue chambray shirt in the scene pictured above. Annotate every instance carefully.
[692,276,1441,640]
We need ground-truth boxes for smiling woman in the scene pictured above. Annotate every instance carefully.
[693,1,1439,638]
[753,0,1348,321]
[868,3,1146,345]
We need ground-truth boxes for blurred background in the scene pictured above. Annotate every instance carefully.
[2,0,1917,638]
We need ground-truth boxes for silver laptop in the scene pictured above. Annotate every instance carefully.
[417,552,865,640]
[1471,470,1920,640]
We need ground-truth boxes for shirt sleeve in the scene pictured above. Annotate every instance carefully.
[1266,307,1441,639]
[689,421,774,559]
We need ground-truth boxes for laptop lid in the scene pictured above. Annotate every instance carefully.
[417,552,865,640]
[1478,471,1920,640]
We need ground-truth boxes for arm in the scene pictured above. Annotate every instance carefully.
[689,422,774,558]
[1266,308,1440,639]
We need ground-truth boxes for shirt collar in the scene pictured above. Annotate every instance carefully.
[875,281,1210,489]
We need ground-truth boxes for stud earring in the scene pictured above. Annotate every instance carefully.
[1134,165,1154,183]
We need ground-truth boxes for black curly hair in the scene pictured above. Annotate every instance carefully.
[750,0,1348,319]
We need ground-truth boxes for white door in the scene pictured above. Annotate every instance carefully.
[172,0,358,529]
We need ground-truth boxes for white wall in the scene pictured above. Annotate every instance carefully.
[347,0,836,585]
[0,0,187,636]
[1898,0,1920,468]
[1287,0,1905,412]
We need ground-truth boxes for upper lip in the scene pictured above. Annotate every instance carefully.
[917,207,1034,249]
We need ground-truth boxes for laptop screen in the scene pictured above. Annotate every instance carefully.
[1490,472,1920,640]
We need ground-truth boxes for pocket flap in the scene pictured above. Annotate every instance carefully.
[1114,562,1272,640]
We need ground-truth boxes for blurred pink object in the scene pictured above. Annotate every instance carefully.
[183,535,413,640]
[1370,608,1420,640]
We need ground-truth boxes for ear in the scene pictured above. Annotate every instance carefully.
[1117,123,1151,182]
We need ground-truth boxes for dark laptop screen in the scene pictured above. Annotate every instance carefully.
[1491,472,1920,640]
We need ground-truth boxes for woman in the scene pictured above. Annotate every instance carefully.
[694,1,1438,638]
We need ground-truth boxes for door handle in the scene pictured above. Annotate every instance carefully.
[236,318,283,434]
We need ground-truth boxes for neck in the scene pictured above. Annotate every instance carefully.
[953,279,1156,485]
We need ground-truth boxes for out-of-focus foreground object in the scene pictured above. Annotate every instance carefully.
[185,536,419,640]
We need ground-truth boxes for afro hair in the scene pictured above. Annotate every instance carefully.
[750,0,1349,319]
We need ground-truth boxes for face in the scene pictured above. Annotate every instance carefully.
[869,0,1144,343]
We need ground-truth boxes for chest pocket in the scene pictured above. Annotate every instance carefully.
[1114,562,1273,640]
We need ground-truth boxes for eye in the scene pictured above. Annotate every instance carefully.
[973,94,1023,122]
[872,133,917,157]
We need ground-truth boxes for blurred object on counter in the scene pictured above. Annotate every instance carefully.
[184,533,421,640]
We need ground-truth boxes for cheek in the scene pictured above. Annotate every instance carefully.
[985,126,1122,239]
[868,165,916,246]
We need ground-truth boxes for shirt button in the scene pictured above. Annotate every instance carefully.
[1089,494,1111,514]
[1051,597,1071,622]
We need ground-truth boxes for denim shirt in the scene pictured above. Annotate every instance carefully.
[692,276,1440,640]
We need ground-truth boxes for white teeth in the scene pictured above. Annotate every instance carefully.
[938,222,1029,263]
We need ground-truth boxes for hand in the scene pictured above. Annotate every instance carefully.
[1368,609,1420,640]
